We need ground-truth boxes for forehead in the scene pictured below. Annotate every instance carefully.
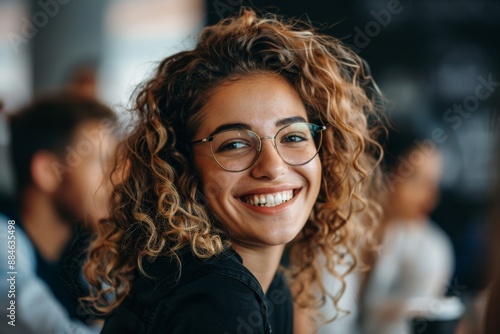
[70,120,115,155]
[196,73,308,134]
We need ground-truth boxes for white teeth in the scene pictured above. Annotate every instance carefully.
[260,194,266,204]
[242,190,295,207]
[266,194,274,205]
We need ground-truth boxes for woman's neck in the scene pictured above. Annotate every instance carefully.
[232,243,285,293]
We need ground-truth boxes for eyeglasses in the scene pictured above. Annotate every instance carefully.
[191,122,326,172]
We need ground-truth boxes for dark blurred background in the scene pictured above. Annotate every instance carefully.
[1,0,499,320]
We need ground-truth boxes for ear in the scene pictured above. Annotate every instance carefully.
[30,151,65,194]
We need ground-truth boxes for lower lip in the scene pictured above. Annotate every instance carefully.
[237,189,301,215]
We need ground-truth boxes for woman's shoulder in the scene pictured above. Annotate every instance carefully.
[137,246,263,298]
[102,247,272,333]
[146,270,271,333]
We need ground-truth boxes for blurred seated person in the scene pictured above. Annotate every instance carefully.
[359,124,455,334]
[485,179,500,333]
[482,97,500,334]
[0,93,116,333]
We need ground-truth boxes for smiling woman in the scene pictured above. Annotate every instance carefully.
[191,74,324,252]
[83,8,384,334]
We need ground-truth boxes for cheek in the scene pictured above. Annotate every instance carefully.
[194,154,234,203]
[392,183,411,204]
[77,160,103,191]
[203,171,236,203]
[307,157,322,194]
[64,157,105,205]
[400,184,423,211]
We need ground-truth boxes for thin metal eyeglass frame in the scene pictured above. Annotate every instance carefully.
[190,122,327,172]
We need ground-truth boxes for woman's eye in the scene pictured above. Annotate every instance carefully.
[217,141,251,152]
[282,134,307,143]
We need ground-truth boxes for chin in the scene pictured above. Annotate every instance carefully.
[255,225,305,246]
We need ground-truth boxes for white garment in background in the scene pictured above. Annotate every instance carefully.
[361,220,454,334]
[318,264,361,334]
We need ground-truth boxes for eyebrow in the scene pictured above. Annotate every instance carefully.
[275,116,307,127]
[209,123,251,137]
[209,116,308,137]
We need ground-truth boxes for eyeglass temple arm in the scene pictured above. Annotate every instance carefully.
[190,137,211,144]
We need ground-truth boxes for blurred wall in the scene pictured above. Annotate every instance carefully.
[31,0,108,92]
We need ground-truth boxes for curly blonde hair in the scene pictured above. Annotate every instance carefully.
[83,7,384,321]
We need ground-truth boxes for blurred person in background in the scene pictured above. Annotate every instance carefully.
[359,124,455,334]
[481,96,500,334]
[0,93,116,333]
[484,143,500,334]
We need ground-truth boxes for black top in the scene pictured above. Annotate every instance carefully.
[34,228,93,322]
[101,247,293,334]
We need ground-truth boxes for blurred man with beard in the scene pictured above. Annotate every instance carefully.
[0,93,116,333]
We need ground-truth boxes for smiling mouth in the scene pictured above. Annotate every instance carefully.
[240,190,296,207]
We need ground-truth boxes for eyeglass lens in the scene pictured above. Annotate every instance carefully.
[209,122,323,172]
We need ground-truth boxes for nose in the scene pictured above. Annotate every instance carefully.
[250,139,287,180]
